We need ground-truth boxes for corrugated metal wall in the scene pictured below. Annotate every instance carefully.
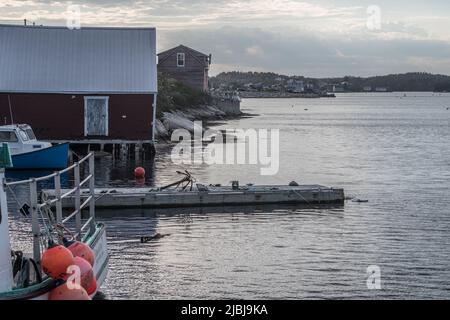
[0,25,157,94]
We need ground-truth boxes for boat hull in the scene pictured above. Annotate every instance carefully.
[10,143,69,170]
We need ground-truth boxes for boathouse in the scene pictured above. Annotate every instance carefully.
[158,45,211,91]
[0,25,157,145]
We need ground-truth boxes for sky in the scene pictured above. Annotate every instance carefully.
[1,0,450,77]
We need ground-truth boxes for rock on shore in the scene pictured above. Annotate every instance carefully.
[155,105,239,140]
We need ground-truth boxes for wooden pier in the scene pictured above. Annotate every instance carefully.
[46,139,156,161]
[42,184,345,210]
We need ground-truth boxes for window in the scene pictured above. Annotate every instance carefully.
[0,131,18,142]
[177,53,185,67]
[19,130,29,141]
[25,128,36,140]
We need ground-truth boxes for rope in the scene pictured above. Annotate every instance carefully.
[54,223,75,243]
[5,183,30,215]
[37,206,55,245]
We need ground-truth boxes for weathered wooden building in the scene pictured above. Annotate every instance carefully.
[158,45,211,91]
[0,25,157,144]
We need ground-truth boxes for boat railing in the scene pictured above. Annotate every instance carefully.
[3,153,96,266]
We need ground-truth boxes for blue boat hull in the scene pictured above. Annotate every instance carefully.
[11,143,69,170]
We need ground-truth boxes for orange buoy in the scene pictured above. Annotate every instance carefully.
[86,277,97,296]
[49,282,91,300]
[134,167,145,178]
[67,241,95,267]
[69,256,97,295]
[41,244,74,280]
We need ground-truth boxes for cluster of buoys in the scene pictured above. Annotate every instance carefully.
[41,239,96,300]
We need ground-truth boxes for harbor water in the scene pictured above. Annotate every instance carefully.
[7,92,450,299]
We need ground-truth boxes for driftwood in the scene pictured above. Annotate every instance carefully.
[140,233,170,243]
[159,170,196,191]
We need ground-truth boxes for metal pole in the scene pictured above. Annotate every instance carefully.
[88,154,95,233]
[74,163,81,240]
[30,179,41,265]
[7,95,14,125]
[0,169,13,291]
[54,172,62,223]
[152,93,157,141]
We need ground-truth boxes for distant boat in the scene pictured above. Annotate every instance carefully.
[0,124,69,169]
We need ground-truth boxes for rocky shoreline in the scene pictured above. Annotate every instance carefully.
[155,105,245,141]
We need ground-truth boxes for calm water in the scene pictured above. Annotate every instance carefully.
[8,92,450,299]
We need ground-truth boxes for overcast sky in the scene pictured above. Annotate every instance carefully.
[1,0,450,77]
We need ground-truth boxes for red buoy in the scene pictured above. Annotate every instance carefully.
[134,167,145,178]
[135,177,145,186]
[69,256,97,295]
[49,282,91,300]
[85,277,98,296]
[41,244,74,280]
[67,241,95,267]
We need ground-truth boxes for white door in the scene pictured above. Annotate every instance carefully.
[84,97,109,136]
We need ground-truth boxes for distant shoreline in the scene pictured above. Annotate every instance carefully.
[239,92,336,99]
[211,72,450,94]
[239,91,450,99]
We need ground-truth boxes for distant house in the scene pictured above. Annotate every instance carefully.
[286,79,305,93]
[0,25,157,142]
[158,45,211,91]
[375,87,388,92]
[326,84,344,93]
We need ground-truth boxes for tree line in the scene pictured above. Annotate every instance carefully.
[210,71,450,92]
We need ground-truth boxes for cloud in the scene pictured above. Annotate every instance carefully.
[0,0,361,28]
[246,45,264,57]
[1,0,450,76]
[160,26,450,76]
[0,0,38,8]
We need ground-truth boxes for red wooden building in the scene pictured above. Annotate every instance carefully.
[0,25,157,144]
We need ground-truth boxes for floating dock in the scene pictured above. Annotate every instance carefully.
[43,184,345,209]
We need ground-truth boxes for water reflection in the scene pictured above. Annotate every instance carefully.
[95,203,345,218]
[6,93,450,299]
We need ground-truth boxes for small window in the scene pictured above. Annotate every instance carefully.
[19,130,29,141]
[177,53,185,67]
[26,129,36,140]
[0,131,18,142]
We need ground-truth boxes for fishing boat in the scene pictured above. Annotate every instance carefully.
[0,124,69,170]
[0,150,109,300]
